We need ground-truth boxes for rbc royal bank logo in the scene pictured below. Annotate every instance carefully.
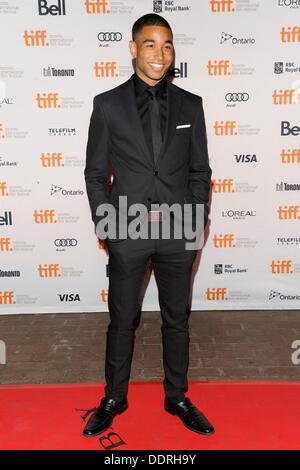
[153,1,163,12]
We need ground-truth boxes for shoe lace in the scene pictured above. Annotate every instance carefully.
[75,407,97,421]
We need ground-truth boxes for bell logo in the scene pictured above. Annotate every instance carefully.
[23,30,49,47]
[210,0,235,12]
[271,260,293,274]
[212,179,234,192]
[36,93,61,109]
[205,288,228,301]
[213,121,237,136]
[272,89,295,105]
[38,0,66,15]
[277,205,300,220]
[38,264,61,277]
[0,238,13,251]
[213,234,236,248]
[281,121,300,136]
[207,60,231,76]
[85,0,110,14]
[0,123,5,139]
[33,209,57,223]
[281,148,300,163]
[100,288,108,302]
[40,152,64,167]
[280,26,300,43]
[94,62,118,78]
[0,291,16,305]
[0,182,8,196]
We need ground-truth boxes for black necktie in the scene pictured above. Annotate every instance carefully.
[147,87,162,166]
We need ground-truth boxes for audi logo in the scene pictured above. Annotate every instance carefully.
[225,92,249,102]
[98,32,122,42]
[54,239,78,247]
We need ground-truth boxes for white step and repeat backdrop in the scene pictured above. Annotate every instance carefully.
[1,0,300,314]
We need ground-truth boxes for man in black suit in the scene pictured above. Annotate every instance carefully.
[83,13,214,436]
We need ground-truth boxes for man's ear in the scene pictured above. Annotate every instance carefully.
[129,40,137,59]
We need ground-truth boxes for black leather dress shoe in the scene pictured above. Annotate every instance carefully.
[82,397,128,437]
[164,397,215,435]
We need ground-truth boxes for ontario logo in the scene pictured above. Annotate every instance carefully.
[220,32,255,45]
[269,290,300,301]
[50,184,84,196]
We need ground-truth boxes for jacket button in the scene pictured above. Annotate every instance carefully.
[147,197,152,202]
[154,171,158,176]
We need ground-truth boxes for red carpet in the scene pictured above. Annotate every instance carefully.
[0,381,299,450]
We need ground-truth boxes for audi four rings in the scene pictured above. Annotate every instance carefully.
[225,92,250,102]
[54,239,78,247]
[97,32,122,42]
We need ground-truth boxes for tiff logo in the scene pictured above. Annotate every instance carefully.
[272,89,296,105]
[210,0,235,12]
[277,205,300,220]
[40,152,64,167]
[207,60,231,76]
[213,121,237,136]
[85,0,110,14]
[33,209,57,223]
[94,61,118,78]
[281,148,300,163]
[0,340,6,365]
[35,93,60,109]
[280,26,300,43]
[23,30,49,47]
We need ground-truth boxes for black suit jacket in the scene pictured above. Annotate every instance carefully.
[84,74,212,236]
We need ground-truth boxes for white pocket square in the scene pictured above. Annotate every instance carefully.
[176,124,191,129]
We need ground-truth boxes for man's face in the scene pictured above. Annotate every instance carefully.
[129,25,174,86]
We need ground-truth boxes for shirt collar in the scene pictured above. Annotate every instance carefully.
[133,72,167,98]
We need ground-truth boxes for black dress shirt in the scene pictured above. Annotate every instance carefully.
[132,72,168,158]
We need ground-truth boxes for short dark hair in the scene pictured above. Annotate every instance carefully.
[132,13,172,41]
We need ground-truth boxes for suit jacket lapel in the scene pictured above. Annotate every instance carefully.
[158,82,182,166]
[119,76,153,166]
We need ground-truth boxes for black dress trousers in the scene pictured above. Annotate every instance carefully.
[104,227,197,404]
